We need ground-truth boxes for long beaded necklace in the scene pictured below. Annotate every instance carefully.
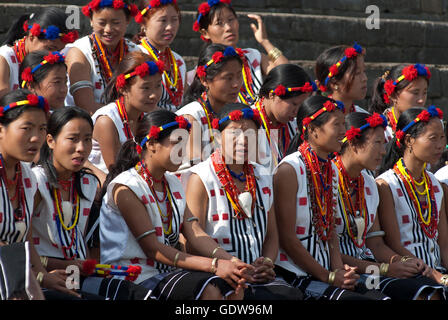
[141,39,183,107]
[333,155,368,248]
[198,92,217,144]
[0,154,25,221]
[386,107,398,132]
[13,38,27,64]
[238,54,256,105]
[298,142,336,242]
[211,150,256,220]
[116,96,133,140]
[91,33,126,85]
[52,174,80,260]
[393,158,438,238]
[136,161,173,235]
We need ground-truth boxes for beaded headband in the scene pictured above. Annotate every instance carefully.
[138,116,191,153]
[135,0,178,24]
[320,42,364,92]
[196,46,243,78]
[82,0,139,17]
[0,94,50,117]
[23,22,79,43]
[342,113,388,143]
[301,100,345,140]
[383,64,431,104]
[21,52,65,88]
[193,0,232,32]
[116,60,165,90]
[395,106,443,148]
[270,82,317,97]
[211,108,261,130]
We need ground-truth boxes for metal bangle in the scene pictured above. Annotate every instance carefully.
[211,246,221,258]
[210,258,218,274]
[173,252,180,268]
[135,229,156,242]
[366,231,386,239]
[186,217,199,223]
[69,80,94,95]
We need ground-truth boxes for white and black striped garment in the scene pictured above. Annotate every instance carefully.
[377,169,444,271]
[238,48,263,105]
[188,157,272,264]
[0,162,37,245]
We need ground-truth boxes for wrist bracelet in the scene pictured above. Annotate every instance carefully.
[211,246,221,258]
[268,47,283,62]
[211,258,218,274]
[135,229,156,242]
[379,263,389,276]
[328,271,336,285]
[36,272,44,285]
[263,257,273,264]
[400,255,412,263]
[440,274,448,286]
[40,256,48,268]
[173,252,180,268]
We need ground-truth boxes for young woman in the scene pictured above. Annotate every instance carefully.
[99,110,253,300]
[0,8,77,98]
[369,64,431,142]
[315,42,368,114]
[254,63,316,171]
[20,50,67,111]
[185,103,303,300]
[377,106,448,288]
[177,44,243,167]
[88,51,163,179]
[0,89,82,299]
[135,0,186,111]
[334,111,445,299]
[65,0,140,114]
[274,95,387,300]
[191,0,288,105]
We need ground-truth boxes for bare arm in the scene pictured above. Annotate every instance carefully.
[0,55,11,99]
[92,115,121,172]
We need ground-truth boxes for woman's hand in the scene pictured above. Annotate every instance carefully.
[41,269,81,298]
[247,14,269,46]
[333,265,359,290]
[215,259,254,295]
[249,257,276,284]
[387,257,427,278]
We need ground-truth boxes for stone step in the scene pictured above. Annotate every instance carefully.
[1,3,448,65]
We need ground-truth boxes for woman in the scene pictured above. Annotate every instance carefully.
[88,51,163,179]
[315,42,368,114]
[99,110,253,300]
[20,50,67,111]
[369,64,431,142]
[135,0,186,111]
[377,106,448,288]
[191,0,288,104]
[0,8,77,98]
[65,0,140,113]
[334,111,445,299]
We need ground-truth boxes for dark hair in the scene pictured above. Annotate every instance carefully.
[137,0,181,20]
[183,43,243,104]
[103,51,154,103]
[19,50,67,88]
[2,8,70,46]
[88,0,136,19]
[37,106,95,200]
[195,2,237,33]
[368,64,430,114]
[378,107,430,174]
[339,112,374,155]
[215,102,261,131]
[0,89,47,126]
[287,95,342,155]
[315,45,362,94]
[258,64,313,100]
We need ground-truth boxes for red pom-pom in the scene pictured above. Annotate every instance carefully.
[329,64,339,77]
[155,60,165,73]
[302,117,312,127]
[175,116,189,129]
[21,67,34,83]
[436,108,443,119]
[198,2,211,15]
[274,85,286,96]
[366,113,384,128]
[425,67,432,79]
[23,21,29,33]
[221,0,232,3]
[113,0,125,9]
[27,94,39,106]
[82,259,97,275]
[135,144,142,154]
[417,110,430,122]
[402,65,418,81]
[90,0,101,10]
[384,80,396,97]
[129,4,139,17]
[82,5,91,17]
[0,107,4,117]
[193,21,200,32]
[44,53,60,64]
[323,100,336,112]
[61,30,79,43]
[212,118,220,130]
[301,82,313,93]
[395,130,405,148]
[150,0,161,7]
[135,63,149,77]
[149,126,161,139]
[383,93,390,105]
[196,65,207,78]
[235,48,245,58]
[344,47,358,59]
[345,126,361,141]
[116,74,127,89]
[135,12,144,24]
[211,51,224,64]
[229,110,243,121]
[200,35,211,42]
[30,24,41,37]
[319,84,327,92]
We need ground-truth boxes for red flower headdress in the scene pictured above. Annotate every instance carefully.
[342,113,388,143]
[116,60,165,90]
[82,0,139,18]
[21,51,65,88]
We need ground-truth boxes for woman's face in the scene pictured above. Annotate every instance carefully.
[408,118,445,165]
[201,59,243,106]
[310,110,346,154]
[351,127,386,171]
[143,4,180,50]
[28,35,65,53]
[0,109,47,163]
[393,77,428,114]
[219,118,258,165]
[123,73,162,113]
[47,118,93,175]
[147,130,189,172]
[31,65,68,110]
[335,55,368,101]
[266,93,310,124]
[91,8,129,50]
[201,6,239,47]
